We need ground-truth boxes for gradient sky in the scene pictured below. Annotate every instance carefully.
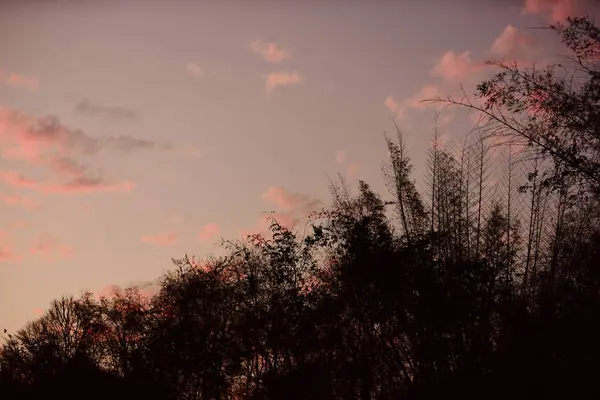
[1,0,599,334]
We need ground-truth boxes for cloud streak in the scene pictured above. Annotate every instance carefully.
[197,223,220,241]
[522,0,585,22]
[265,72,302,93]
[335,150,347,164]
[0,170,134,195]
[1,193,39,209]
[251,40,291,63]
[74,100,137,120]
[29,234,73,262]
[0,229,21,263]
[430,50,483,82]
[185,62,204,79]
[141,231,177,246]
[0,108,161,195]
[385,85,445,121]
[5,73,39,90]
[490,25,538,63]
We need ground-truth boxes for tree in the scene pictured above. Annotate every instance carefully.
[429,16,600,196]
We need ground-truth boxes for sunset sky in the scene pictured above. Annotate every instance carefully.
[1,0,599,334]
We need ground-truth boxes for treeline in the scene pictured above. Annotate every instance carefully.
[2,16,600,400]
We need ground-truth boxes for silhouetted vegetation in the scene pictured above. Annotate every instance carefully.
[3,16,600,400]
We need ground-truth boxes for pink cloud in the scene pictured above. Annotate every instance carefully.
[197,222,221,241]
[385,85,458,126]
[0,107,155,160]
[95,284,122,300]
[240,187,322,239]
[385,86,444,118]
[402,85,445,111]
[522,0,584,22]
[42,178,134,194]
[242,187,322,234]
[94,282,159,303]
[45,155,88,178]
[6,73,39,90]
[0,108,157,195]
[0,229,21,263]
[384,96,406,121]
[29,234,73,262]
[185,62,204,78]
[0,170,134,195]
[0,171,39,189]
[430,50,483,82]
[490,25,538,62]
[251,40,291,63]
[239,212,297,238]
[332,150,363,179]
[347,163,361,179]
[262,186,321,213]
[95,284,141,300]
[141,231,177,247]
[1,193,39,209]
[265,72,302,92]
[335,150,347,164]
[262,212,297,231]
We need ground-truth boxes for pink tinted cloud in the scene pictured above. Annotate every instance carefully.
[1,193,39,209]
[430,50,483,82]
[251,40,291,63]
[385,86,444,119]
[197,222,221,241]
[347,163,362,179]
[522,0,584,22]
[240,187,322,238]
[262,186,321,213]
[399,85,445,112]
[239,212,298,239]
[384,96,406,121]
[29,234,73,262]
[332,150,362,179]
[141,231,177,247]
[0,108,156,195]
[0,170,134,195]
[96,284,122,299]
[385,86,457,126]
[265,72,302,92]
[0,230,22,263]
[490,25,538,62]
[0,171,39,189]
[242,187,323,235]
[0,107,155,160]
[6,73,39,90]
[185,62,204,78]
[94,282,159,303]
[42,178,134,194]
[335,150,347,164]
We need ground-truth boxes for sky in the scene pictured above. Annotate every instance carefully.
[1,0,599,334]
